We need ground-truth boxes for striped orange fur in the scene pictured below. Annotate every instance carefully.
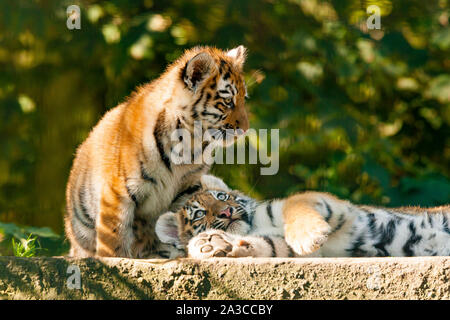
[65,46,249,258]
[156,176,450,258]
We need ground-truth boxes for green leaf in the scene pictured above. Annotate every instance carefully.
[426,75,450,103]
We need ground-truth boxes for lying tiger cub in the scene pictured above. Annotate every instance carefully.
[155,175,450,258]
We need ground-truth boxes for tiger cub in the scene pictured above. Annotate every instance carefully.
[156,175,450,258]
[65,46,250,258]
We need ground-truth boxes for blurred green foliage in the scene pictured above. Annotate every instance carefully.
[0,222,68,256]
[0,0,449,255]
[12,234,42,257]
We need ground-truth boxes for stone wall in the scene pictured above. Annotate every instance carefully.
[0,256,448,299]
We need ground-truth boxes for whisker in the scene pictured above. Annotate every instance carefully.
[246,175,261,199]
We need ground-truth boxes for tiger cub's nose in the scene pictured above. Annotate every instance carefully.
[219,207,233,219]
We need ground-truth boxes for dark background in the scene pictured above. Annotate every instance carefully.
[0,0,449,255]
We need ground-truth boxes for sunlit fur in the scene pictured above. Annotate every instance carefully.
[157,177,450,258]
[65,46,249,258]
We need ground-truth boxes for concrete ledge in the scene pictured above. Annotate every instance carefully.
[0,256,448,300]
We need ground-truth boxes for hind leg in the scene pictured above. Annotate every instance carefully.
[64,210,97,258]
[283,193,331,256]
[69,242,95,258]
[96,186,135,257]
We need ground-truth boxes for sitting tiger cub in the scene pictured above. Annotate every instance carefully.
[65,46,250,258]
[156,175,450,258]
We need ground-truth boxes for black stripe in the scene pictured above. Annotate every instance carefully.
[213,102,227,112]
[191,86,207,119]
[225,84,236,95]
[442,215,450,234]
[72,203,95,229]
[364,211,379,240]
[424,249,437,256]
[213,115,223,125]
[201,111,221,118]
[205,92,212,104]
[201,140,211,152]
[323,200,333,222]
[345,233,367,257]
[74,173,95,229]
[192,107,199,120]
[78,190,92,222]
[239,211,252,226]
[367,212,376,231]
[427,214,433,227]
[373,219,396,257]
[364,210,397,257]
[263,236,276,257]
[157,250,171,258]
[402,222,422,256]
[212,220,224,229]
[180,63,188,88]
[266,201,274,226]
[330,214,345,234]
[153,110,172,172]
[140,161,156,184]
[172,184,201,204]
[287,245,295,257]
[219,59,226,73]
[126,185,139,208]
[191,87,206,114]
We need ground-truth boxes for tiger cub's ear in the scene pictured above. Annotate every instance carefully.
[155,211,181,247]
[200,175,231,192]
[183,52,215,92]
[226,45,247,69]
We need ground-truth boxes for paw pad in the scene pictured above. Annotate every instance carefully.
[188,230,237,258]
[200,245,213,253]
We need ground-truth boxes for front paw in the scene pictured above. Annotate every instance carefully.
[187,230,253,258]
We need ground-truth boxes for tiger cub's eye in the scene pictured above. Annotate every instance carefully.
[193,210,206,221]
[224,97,232,105]
[216,192,229,201]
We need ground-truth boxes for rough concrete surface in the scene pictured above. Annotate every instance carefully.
[0,256,448,300]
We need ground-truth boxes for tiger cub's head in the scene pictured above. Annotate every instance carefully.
[176,46,250,137]
[156,175,255,248]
